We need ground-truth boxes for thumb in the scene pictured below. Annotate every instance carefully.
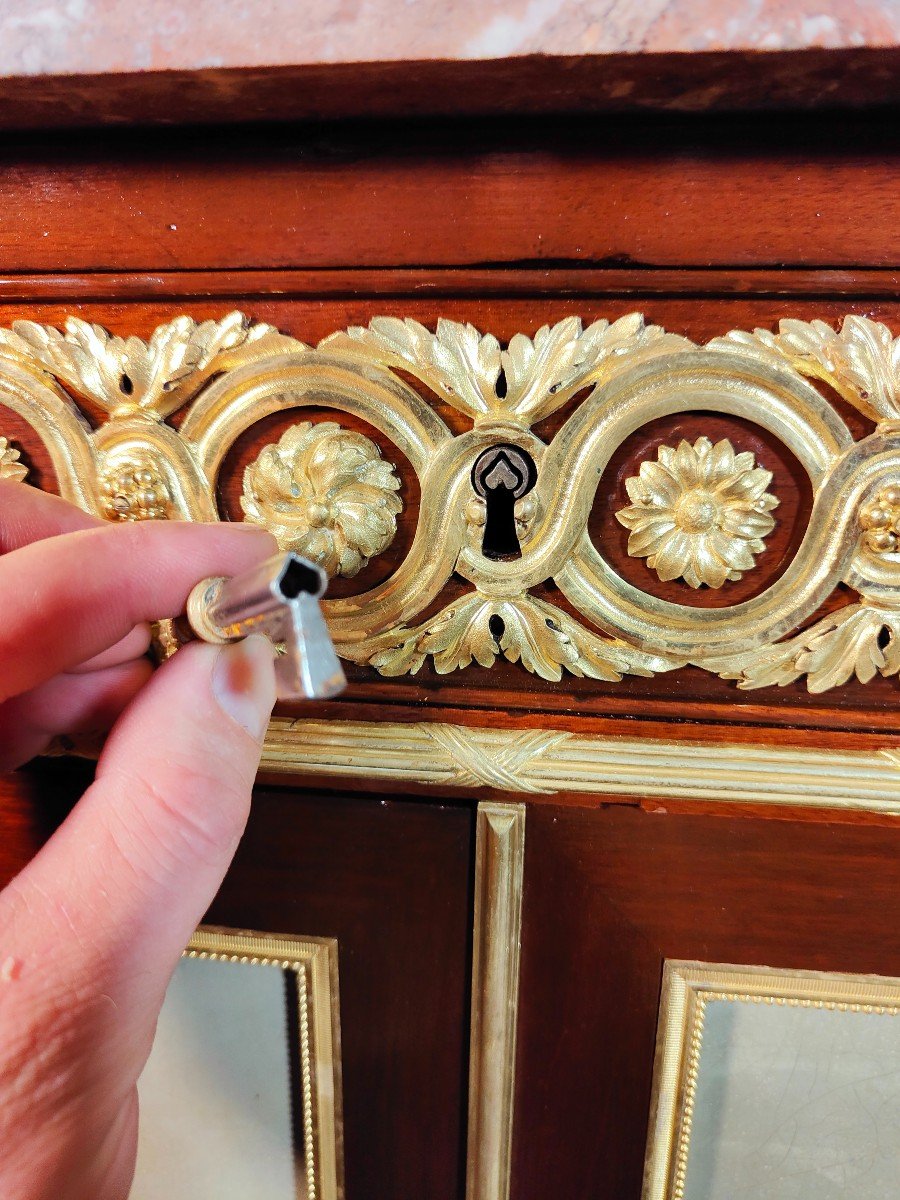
[0,635,276,1017]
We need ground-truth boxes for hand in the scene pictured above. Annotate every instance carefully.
[0,480,279,1200]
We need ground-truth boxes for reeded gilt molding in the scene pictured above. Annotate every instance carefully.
[466,802,525,1200]
[263,718,900,813]
[5,310,900,696]
[46,714,900,811]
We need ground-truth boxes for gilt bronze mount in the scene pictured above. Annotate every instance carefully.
[3,310,900,694]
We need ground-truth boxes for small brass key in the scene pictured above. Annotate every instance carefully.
[186,552,347,701]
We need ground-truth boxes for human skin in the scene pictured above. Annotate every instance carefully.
[0,479,279,1200]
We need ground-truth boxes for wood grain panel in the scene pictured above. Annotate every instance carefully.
[3,52,900,131]
[0,758,89,885]
[511,802,900,1200]
[4,115,900,271]
[0,763,475,1200]
[208,787,475,1200]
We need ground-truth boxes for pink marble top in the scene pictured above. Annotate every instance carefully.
[3,0,900,78]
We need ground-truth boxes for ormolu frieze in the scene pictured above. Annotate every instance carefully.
[4,311,900,695]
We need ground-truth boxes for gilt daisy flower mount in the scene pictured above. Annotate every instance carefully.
[616,436,779,589]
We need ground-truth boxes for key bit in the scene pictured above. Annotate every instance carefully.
[186,552,347,701]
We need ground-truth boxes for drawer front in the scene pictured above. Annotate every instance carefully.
[2,292,900,813]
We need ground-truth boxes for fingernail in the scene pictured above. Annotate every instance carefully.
[217,522,279,553]
[227,522,277,538]
[212,635,277,739]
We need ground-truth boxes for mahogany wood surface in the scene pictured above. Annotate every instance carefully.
[6,50,900,131]
[3,114,900,271]
[4,113,897,776]
[0,758,88,886]
[209,786,475,1200]
[3,267,900,302]
[511,801,900,1200]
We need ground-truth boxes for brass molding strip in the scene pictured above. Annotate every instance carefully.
[643,961,900,1200]
[262,718,900,814]
[466,802,526,1200]
[186,925,344,1200]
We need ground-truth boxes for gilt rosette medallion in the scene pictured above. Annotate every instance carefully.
[240,420,401,578]
[616,436,779,589]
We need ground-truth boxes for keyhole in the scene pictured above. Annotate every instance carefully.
[471,444,537,560]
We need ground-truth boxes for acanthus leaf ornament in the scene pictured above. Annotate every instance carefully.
[6,310,900,696]
[0,311,293,419]
[616,437,779,588]
[355,590,680,682]
[710,314,900,424]
[714,603,900,693]
[496,312,691,425]
[241,420,402,578]
[770,315,900,422]
[323,312,691,427]
[322,317,503,422]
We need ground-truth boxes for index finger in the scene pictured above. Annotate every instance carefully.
[0,518,277,704]
[0,479,102,552]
